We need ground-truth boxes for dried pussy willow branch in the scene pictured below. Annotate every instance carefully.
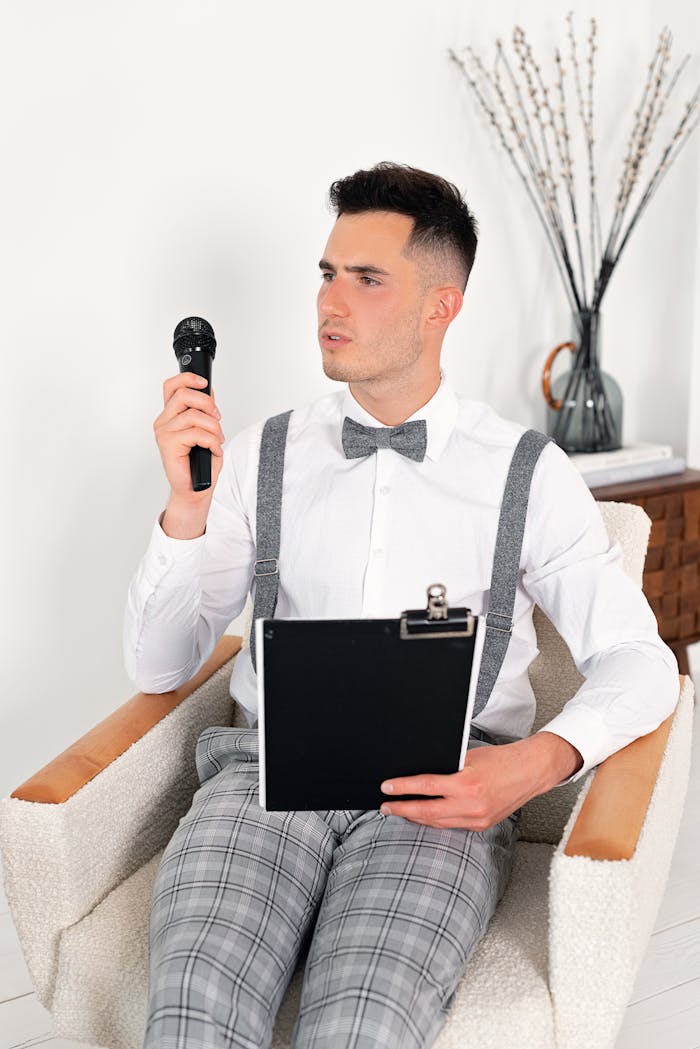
[448,15,699,314]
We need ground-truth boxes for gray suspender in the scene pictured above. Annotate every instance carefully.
[248,409,293,674]
[471,429,552,718]
[248,410,552,725]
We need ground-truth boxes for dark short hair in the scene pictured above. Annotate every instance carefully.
[327,161,478,293]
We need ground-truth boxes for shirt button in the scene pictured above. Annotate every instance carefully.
[379,485,390,495]
[373,548,384,557]
[158,555,167,566]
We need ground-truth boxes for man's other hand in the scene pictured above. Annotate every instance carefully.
[379,732,583,830]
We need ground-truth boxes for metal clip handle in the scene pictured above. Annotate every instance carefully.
[399,583,474,639]
[426,583,449,620]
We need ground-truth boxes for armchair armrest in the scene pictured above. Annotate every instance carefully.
[562,676,680,861]
[11,634,242,803]
[548,674,695,1049]
[0,634,244,1011]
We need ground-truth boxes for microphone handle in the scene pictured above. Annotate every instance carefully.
[178,353,213,492]
[190,445,211,493]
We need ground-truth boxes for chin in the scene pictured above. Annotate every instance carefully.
[321,354,355,382]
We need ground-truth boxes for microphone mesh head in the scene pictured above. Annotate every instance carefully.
[173,316,217,359]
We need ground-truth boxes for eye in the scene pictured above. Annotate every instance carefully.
[319,272,380,286]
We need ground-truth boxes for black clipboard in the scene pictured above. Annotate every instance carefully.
[257,583,485,811]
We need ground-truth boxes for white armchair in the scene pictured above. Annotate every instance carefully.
[0,501,694,1049]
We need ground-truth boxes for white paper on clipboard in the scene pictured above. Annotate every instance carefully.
[458,613,486,770]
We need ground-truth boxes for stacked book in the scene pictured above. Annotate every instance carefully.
[568,442,686,488]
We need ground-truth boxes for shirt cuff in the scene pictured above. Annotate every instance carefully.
[535,705,614,785]
[142,509,207,588]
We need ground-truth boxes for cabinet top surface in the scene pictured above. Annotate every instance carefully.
[590,468,700,499]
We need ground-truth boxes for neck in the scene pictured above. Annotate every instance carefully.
[349,367,442,427]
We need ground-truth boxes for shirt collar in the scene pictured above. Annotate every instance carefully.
[340,366,458,462]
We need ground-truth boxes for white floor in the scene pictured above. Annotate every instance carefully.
[2,676,699,1049]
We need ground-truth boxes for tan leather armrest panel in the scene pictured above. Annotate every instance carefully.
[563,675,683,860]
[11,635,243,805]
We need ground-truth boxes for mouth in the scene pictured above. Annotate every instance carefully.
[321,331,352,348]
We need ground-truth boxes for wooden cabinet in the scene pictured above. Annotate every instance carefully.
[590,469,700,676]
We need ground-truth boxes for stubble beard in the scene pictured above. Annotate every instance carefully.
[320,328,424,386]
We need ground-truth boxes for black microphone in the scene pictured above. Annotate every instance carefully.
[172,316,217,492]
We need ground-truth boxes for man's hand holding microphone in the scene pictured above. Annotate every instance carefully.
[154,317,224,540]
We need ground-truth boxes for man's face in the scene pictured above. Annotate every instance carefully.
[317,210,429,384]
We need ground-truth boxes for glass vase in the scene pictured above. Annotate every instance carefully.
[542,309,623,453]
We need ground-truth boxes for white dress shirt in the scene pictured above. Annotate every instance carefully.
[123,367,679,784]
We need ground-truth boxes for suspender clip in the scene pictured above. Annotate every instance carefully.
[486,610,513,634]
[254,558,279,577]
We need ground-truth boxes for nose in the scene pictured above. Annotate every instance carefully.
[318,277,349,318]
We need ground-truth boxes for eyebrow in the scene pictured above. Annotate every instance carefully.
[318,258,391,276]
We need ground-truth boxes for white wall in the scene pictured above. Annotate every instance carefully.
[1,0,698,797]
[685,5,700,680]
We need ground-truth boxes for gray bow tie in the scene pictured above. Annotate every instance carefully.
[342,416,427,462]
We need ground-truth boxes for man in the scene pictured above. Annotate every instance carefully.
[124,161,678,1049]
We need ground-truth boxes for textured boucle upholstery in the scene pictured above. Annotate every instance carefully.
[0,500,693,1049]
[548,672,695,1049]
[0,663,245,1009]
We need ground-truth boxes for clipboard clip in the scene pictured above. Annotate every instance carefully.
[400,583,475,640]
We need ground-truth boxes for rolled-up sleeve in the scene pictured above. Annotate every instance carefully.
[521,441,679,783]
[123,430,256,693]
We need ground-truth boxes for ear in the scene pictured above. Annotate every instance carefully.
[424,286,463,330]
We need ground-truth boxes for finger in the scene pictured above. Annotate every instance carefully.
[380,773,454,798]
[155,416,225,457]
[166,385,216,413]
[380,800,482,830]
[380,797,450,822]
[159,388,220,427]
[173,426,225,456]
[386,814,448,829]
[163,371,208,406]
[164,407,225,440]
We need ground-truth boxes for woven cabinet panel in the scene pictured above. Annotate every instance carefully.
[627,487,700,642]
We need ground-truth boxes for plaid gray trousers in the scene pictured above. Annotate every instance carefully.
[144,726,518,1049]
